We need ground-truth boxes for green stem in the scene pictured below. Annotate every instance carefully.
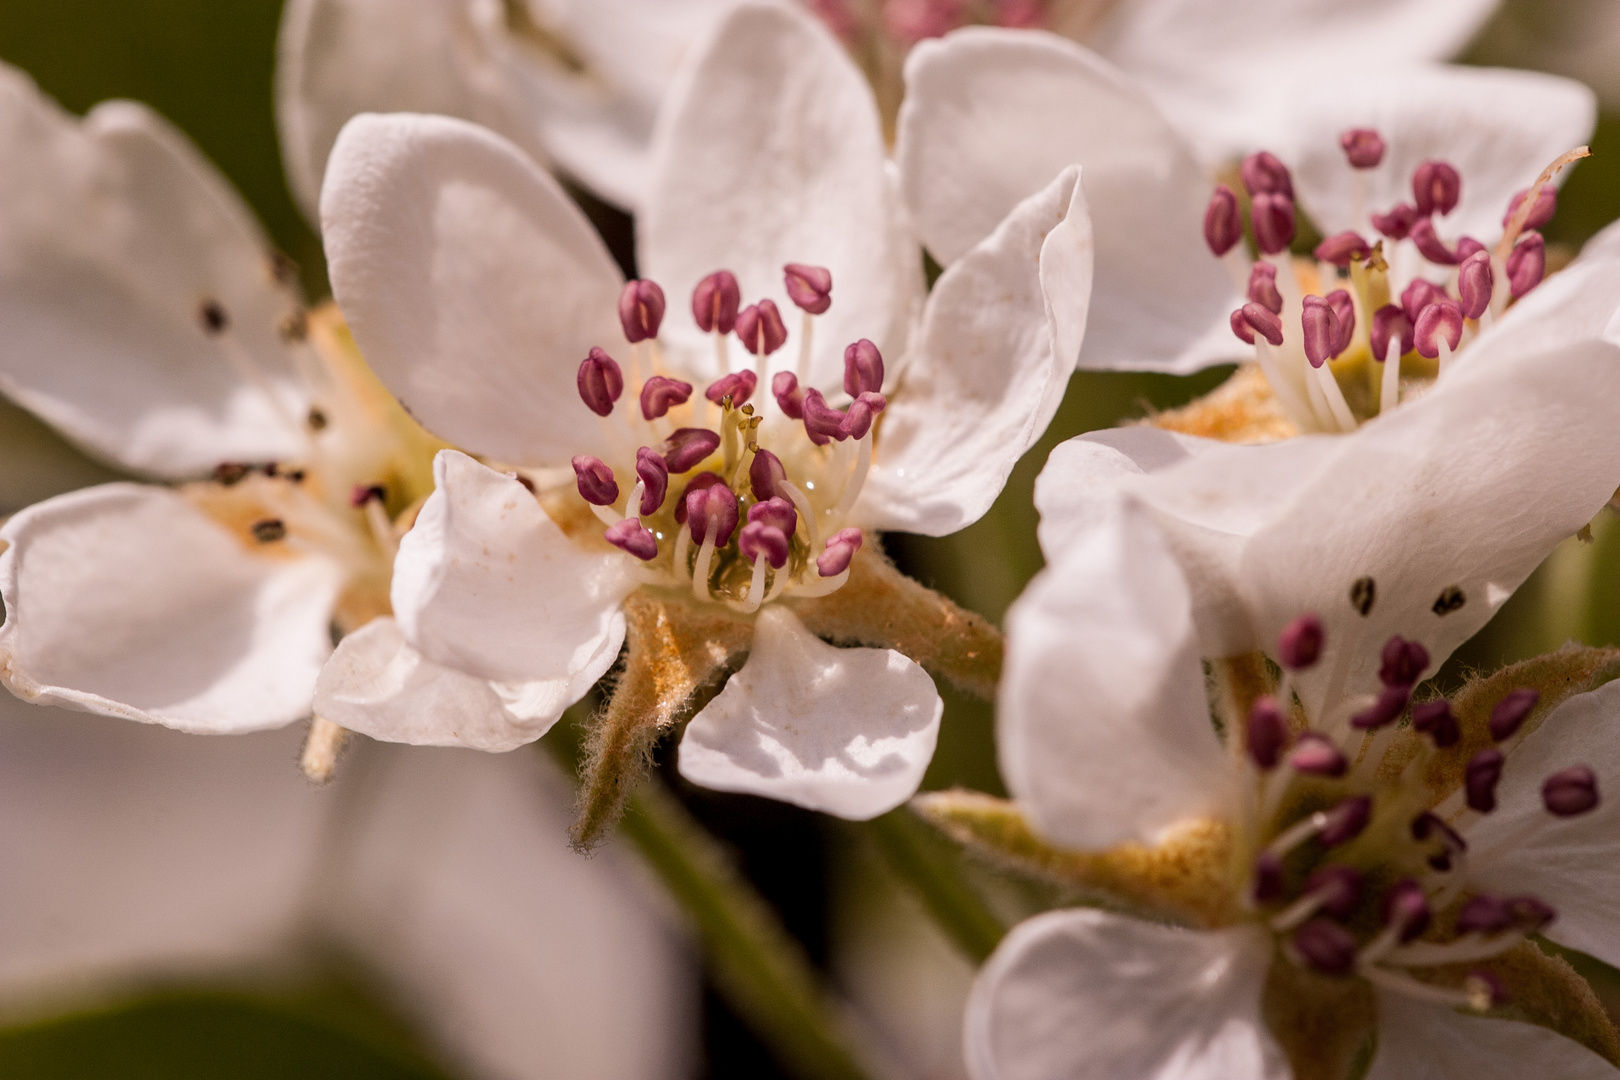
[619,780,878,1080]
[863,807,1006,964]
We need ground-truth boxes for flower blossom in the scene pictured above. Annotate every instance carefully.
[313,0,1091,839]
[964,476,1620,1078]
[0,63,442,763]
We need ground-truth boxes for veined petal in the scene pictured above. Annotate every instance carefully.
[639,1,916,388]
[678,607,940,819]
[0,63,308,479]
[1367,990,1619,1080]
[1281,65,1595,242]
[1466,678,1620,972]
[321,112,624,467]
[315,615,621,752]
[276,0,511,223]
[965,908,1284,1080]
[392,450,634,686]
[857,166,1091,536]
[1000,500,1235,849]
[0,484,342,733]
[896,29,1241,374]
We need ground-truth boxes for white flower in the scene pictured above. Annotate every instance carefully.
[894,24,1597,381]
[275,0,749,216]
[974,469,1620,1079]
[314,0,1092,821]
[0,61,441,734]
[0,693,695,1080]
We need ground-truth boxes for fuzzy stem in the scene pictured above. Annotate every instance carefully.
[621,779,878,1080]
[863,807,1005,963]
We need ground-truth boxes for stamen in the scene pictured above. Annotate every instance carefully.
[1247,696,1290,770]
[1277,613,1323,670]
[1490,689,1539,742]
[605,518,658,561]
[1409,218,1466,266]
[1241,151,1294,198]
[1412,812,1467,871]
[572,455,619,505]
[802,388,850,446]
[1381,878,1431,943]
[736,300,788,358]
[832,432,874,518]
[1203,184,1242,256]
[1400,279,1447,322]
[641,375,693,420]
[1379,336,1401,414]
[817,528,863,577]
[748,495,798,536]
[1457,251,1494,320]
[693,270,741,334]
[772,371,805,419]
[778,480,822,554]
[1412,161,1461,217]
[1370,305,1413,365]
[1379,637,1429,687]
[1234,302,1284,347]
[691,516,721,602]
[1415,300,1463,362]
[749,447,787,502]
[1325,290,1355,355]
[1465,748,1505,812]
[1246,262,1283,314]
[1252,851,1285,904]
[1230,310,1255,346]
[842,391,886,441]
[685,479,739,547]
[1290,732,1347,777]
[1291,919,1358,976]
[1250,192,1296,256]
[663,428,721,473]
[1320,795,1372,846]
[1301,296,1342,368]
[783,263,833,315]
[618,279,666,343]
[1543,766,1599,816]
[844,339,885,396]
[1350,683,1410,730]
[1339,128,1386,169]
[1412,700,1461,748]
[706,370,758,407]
[635,447,669,516]
[1314,231,1372,267]
[1358,964,1480,1008]
[739,521,791,569]
[1371,203,1418,240]
[1506,233,1546,298]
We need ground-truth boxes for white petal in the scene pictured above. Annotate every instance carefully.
[999,500,1235,849]
[1101,0,1500,163]
[1463,250,1620,368]
[1033,426,1218,561]
[320,111,624,466]
[965,908,1284,1080]
[315,615,621,752]
[0,485,341,733]
[1280,65,1596,242]
[324,744,696,1080]
[1125,340,1620,712]
[0,394,127,514]
[1465,677,1620,971]
[895,29,1241,374]
[639,1,916,389]
[392,450,633,686]
[0,63,308,478]
[1368,991,1619,1080]
[678,606,941,820]
[856,166,1091,536]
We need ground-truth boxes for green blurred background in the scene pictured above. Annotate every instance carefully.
[4,0,1620,1076]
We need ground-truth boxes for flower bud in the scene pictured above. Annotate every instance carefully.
[641,375,694,420]
[1241,150,1294,198]
[844,338,884,396]
[1204,184,1242,256]
[817,527,863,577]
[577,347,624,416]
[692,270,740,334]
[1412,160,1461,217]
[618,279,666,343]
[1414,300,1463,359]
[1339,128,1385,169]
[686,480,739,545]
[783,263,833,314]
[736,300,787,356]
[1251,192,1296,255]
[571,455,619,506]
[1507,232,1545,298]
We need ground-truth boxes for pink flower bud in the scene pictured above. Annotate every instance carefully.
[783,263,833,314]
[705,370,758,407]
[663,427,721,473]
[739,521,791,568]
[1301,295,1342,368]
[1507,232,1545,298]
[1504,186,1557,230]
[571,455,618,506]
[692,270,740,334]
[618,279,666,343]
[1414,300,1463,359]
[1339,128,1385,169]
[1412,160,1461,217]
[750,447,787,502]
[736,299,787,356]
[1241,150,1294,199]
[1370,202,1418,240]
[577,347,624,416]
[640,375,693,420]
[772,371,805,419]
[844,338,884,396]
[686,479,739,546]
[1204,184,1242,256]
[1247,262,1282,314]
[1370,304,1413,361]
[1457,251,1493,319]
[1314,230,1371,267]
[605,518,658,561]
[817,527,863,577]
[1251,192,1296,255]
[635,446,669,516]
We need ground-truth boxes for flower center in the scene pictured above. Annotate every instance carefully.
[183,302,445,632]
[1237,612,1598,1012]
[1205,134,1584,433]
[552,265,886,615]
